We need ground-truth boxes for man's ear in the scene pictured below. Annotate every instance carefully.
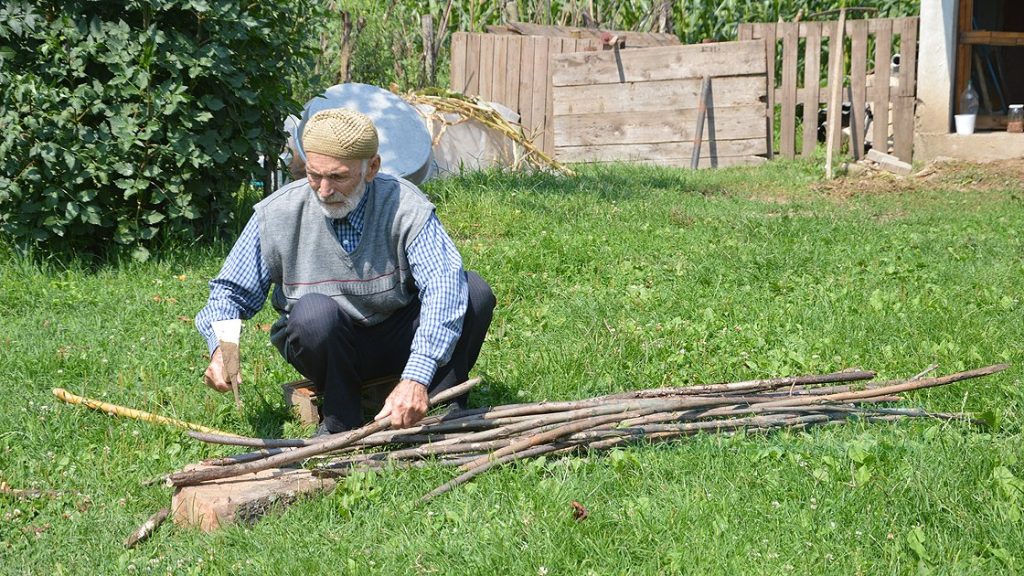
[364,155,381,181]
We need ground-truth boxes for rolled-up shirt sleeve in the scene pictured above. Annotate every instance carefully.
[194,214,273,355]
[403,213,468,385]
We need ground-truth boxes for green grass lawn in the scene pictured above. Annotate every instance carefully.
[2,160,1023,575]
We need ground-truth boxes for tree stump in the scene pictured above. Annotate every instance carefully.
[171,465,336,532]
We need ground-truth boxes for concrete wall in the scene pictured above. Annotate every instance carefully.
[914,0,1024,162]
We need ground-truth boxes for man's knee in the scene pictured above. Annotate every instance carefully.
[287,293,350,349]
[466,271,496,320]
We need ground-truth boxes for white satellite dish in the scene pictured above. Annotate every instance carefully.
[294,83,433,184]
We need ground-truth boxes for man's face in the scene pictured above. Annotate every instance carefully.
[305,152,380,218]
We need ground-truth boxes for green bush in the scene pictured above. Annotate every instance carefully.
[0,0,323,259]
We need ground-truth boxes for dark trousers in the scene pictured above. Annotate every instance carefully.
[281,271,495,431]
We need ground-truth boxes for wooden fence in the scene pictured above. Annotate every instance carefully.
[486,22,680,47]
[738,17,919,162]
[449,32,599,155]
[550,41,769,168]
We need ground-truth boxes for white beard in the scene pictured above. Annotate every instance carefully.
[316,178,367,219]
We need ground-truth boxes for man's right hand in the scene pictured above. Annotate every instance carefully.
[204,347,241,393]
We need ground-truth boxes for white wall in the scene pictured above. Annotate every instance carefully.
[915,0,958,133]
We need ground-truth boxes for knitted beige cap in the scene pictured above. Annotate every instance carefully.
[302,109,379,160]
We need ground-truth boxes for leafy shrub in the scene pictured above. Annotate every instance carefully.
[0,0,323,259]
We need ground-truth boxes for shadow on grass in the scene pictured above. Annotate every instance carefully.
[424,163,729,205]
[466,374,521,409]
[245,387,295,439]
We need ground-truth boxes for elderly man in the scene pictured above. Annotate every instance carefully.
[195,109,495,435]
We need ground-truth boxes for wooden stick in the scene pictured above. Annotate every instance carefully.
[458,405,671,472]
[691,75,711,169]
[599,369,875,400]
[420,413,839,505]
[746,364,1007,411]
[168,377,481,486]
[187,378,873,451]
[420,443,567,503]
[911,364,939,380]
[188,432,307,449]
[427,396,746,449]
[200,448,292,467]
[123,508,169,549]
[416,366,1007,502]
[825,8,847,180]
[52,388,240,437]
[0,482,65,500]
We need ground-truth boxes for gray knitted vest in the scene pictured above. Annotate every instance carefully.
[254,174,435,352]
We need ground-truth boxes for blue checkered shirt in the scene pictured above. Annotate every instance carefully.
[195,189,468,386]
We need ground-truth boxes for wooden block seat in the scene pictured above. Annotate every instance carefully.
[282,375,400,425]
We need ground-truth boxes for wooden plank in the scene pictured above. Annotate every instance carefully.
[849,20,869,159]
[450,32,468,93]
[498,22,680,46]
[892,95,914,162]
[738,24,754,41]
[478,34,494,100]
[955,1,973,116]
[872,19,893,153]
[518,37,536,139]
[553,76,766,115]
[543,38,566,156]
[760,24,777,160]
[801,22,822,157]
[868,18,895,35]
[582,156,769,169]
[897,17,918,98]
[893,18,918,160]
[555,139,768,163]
[465,33,481,95]
[531,36,550,153]
[505,35,522,115]
[553,105,768,147]
[960,30,1024,46]
[549,40,766,87]
[779,22,799,159]
[492,34,507,106]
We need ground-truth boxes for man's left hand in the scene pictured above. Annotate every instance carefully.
[375,379,429,428]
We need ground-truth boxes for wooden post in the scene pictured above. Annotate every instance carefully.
[825,9,847,180]
[691,75,712,169]
[779,22,799,158]
[849,19,868,160]
[503,0,518,24]
[955,0,974,117]
[658,1,673,35]
[801,22,822,158]
[337,11,366,84]
[872,19,893,154]
[421,14,436,86]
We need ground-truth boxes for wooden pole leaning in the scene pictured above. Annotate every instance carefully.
[691,74,712,170]
[825,8,847,180]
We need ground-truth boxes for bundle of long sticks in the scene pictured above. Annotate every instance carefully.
[168,364,1008,502]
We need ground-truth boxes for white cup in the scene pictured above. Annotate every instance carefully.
[954,114,976,135]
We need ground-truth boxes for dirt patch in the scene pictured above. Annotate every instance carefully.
[815,157,1024,198]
